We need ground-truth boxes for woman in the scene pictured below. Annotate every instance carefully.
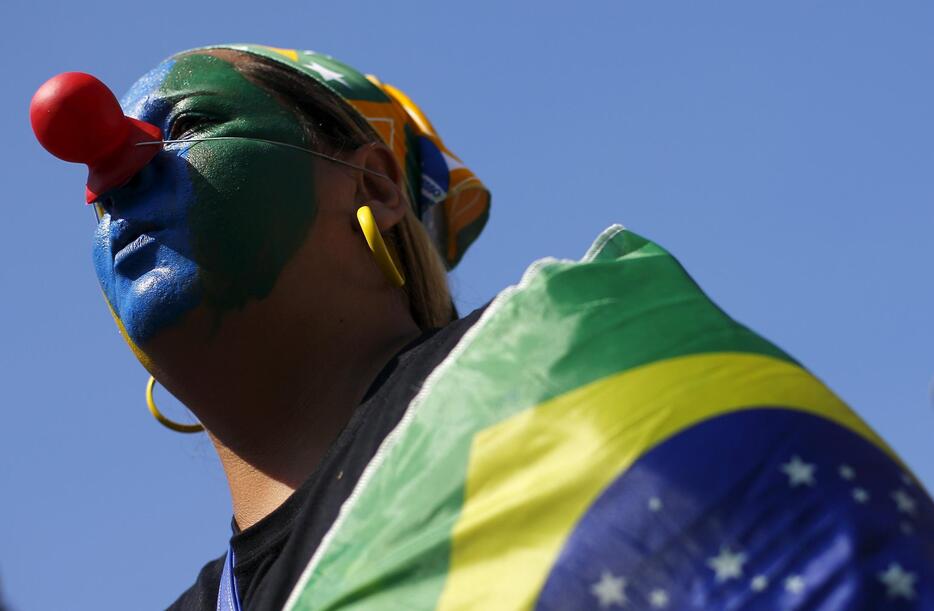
[91,44,490,609]
[36,44,934,609]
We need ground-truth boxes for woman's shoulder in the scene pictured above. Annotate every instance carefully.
[275,226,934,609]
[361,303,489,403]
[164,553,225,611]
[161,305,491,611]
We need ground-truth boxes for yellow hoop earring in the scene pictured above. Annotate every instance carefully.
[146,376,204,434]
[357,205,405,287]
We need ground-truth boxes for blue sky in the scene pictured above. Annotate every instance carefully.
[2,1,932,608]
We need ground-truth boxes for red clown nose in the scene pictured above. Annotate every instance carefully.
[30,72,163,203]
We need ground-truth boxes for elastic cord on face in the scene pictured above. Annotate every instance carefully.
[136,137,396,185]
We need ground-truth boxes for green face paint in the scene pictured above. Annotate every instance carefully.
[163,53,318,316]
[103,52,319,344]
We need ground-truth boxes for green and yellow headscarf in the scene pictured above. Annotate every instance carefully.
[194,44,491,269]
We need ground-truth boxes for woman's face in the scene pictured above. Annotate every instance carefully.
[93,52,319,345]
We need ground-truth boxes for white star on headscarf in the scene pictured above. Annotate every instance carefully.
[878,563,917,600]
[707,547,747,582]
[780,456,816,487]
[304,61,348,86]
[591,571,627,607]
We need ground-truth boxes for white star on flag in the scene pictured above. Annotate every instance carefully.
[780,456,816,487]
[878,563,917,600]
[591,571,627,607]
[647,497,663,512]
[750,575,769,592]
[304,61,348,86]
[891,489,917,515]
[707,547,747,582]
[649,589,669,608]
[838,464,856,480]
[784,575,805,594]
[852,487,870,504]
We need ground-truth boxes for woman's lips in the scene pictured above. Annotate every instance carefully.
[114,232,158,270]
[110,217,155,253]
[110,219,162,273]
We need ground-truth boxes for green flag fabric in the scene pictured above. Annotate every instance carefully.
[284,225,934,610]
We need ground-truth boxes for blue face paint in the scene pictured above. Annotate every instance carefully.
[93,58,202,344]
[93,53,318,346]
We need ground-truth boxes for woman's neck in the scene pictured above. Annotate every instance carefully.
[218,320,418,530]
[146,287,421,530]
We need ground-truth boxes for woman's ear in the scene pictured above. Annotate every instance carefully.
[349,142,406,231]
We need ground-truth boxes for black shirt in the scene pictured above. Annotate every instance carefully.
[167,307,485,611]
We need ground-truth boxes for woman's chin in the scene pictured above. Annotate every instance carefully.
[117,266,203,346]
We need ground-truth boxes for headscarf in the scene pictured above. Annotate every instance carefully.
[192,44,490,269]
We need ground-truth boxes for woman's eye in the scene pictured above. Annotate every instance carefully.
[169,114,212,140]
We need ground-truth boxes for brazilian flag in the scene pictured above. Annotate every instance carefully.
[285,226,934,609]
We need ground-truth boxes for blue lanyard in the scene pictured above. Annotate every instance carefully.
[216,545,242,611]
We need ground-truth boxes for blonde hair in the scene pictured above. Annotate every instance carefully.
[206,49,455,329]
[390,207,455,328]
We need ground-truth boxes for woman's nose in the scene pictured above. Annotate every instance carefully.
[30,72,165,204]
[95,160,161,219]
